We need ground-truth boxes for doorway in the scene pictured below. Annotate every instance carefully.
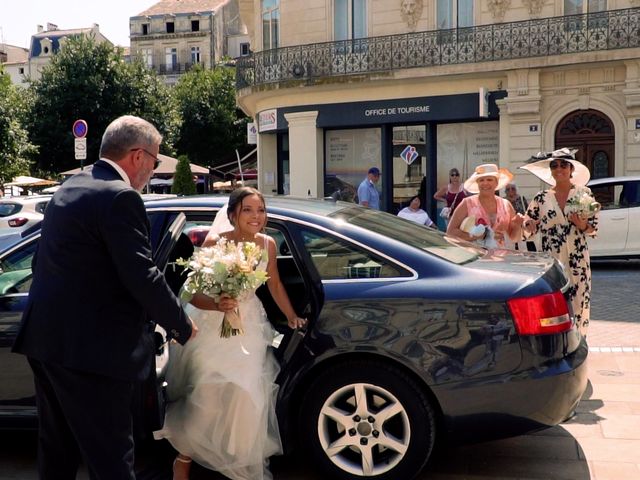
[555,109,614,180]
[391,125,427,214]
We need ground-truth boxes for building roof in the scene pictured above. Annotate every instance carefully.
[31,27,98,38]
[135,0,228,17]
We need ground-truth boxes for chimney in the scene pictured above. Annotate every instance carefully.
[37,25,44,33]
[46,22,58,31]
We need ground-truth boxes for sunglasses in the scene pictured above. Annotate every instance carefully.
[131,148,161,169]
[450,173,460,177]
[549,160,571,170]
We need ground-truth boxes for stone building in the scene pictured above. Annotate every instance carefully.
[0,43,29,85]
[28,23,112,82]
[129,0,250,85]
[235,0,640,216]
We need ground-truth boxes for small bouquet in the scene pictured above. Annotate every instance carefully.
[460,216,498,249]
[176,238,269,338]
[566,191,601,219]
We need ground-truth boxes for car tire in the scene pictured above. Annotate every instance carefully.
[300,359,436,480]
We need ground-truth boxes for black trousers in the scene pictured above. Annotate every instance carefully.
[28,358,136,480]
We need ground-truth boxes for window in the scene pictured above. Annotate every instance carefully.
[165,47,177,71]
[564,0,607,14]
[300,228,410,281]
[240,42,250,56]
[166,22,175,34]
[190,46,201,64]
[140,48,153,67]
[0,238,37,295]
[142,23,149,35]
[334,0,366,40]
[191,20,200,32]
[437,0,473,29]
[261,0,280,50]
[19,67,24,74]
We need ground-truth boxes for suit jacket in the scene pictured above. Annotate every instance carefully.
[12,160,192,381]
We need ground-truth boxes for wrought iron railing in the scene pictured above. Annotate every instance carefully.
[236,8,640,89]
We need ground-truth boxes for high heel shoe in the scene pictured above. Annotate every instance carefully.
[172,455,192,480]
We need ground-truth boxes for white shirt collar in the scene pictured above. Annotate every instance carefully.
[100,157,131,187]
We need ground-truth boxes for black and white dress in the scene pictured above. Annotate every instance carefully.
[526,185,598,335]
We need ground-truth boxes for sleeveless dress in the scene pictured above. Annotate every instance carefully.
[154,240,282,480]
[464,195,513,248]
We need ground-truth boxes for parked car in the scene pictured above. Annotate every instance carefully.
[587,176,640,258]
[0,196,51,250]
[0,195,587,480]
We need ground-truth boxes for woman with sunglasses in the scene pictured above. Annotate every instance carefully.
[520,148,598,336]
[434,168,467,228]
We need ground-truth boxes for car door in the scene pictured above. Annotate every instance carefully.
[0,236,39,418]
[619,180,640,255]
[589,180,628,256]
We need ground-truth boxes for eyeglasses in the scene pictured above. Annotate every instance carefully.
[130,148,161,170]
[450,173,460,177]
[549,160,571,170]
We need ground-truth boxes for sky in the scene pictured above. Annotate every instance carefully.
[1,0,159,48]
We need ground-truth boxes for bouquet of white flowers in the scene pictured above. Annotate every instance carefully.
[176,238,269,338]
[566,191,601,219]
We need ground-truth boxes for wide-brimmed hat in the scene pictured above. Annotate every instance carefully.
[519,148,590,186]
[463,164,514,194]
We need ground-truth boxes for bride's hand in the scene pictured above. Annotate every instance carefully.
[288,316,307,329]
[217,295,238,312]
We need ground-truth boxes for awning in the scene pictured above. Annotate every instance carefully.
[5,176,59,187]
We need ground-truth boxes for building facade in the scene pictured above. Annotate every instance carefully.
[0,43,29,85]
[28,23,112,82]
[235,0,640,217]
[129,0,250,85]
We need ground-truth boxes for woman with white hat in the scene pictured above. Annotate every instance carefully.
[447,163,524,247]
[520,148,598,336]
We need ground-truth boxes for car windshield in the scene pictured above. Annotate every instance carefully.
[329,206,481,264]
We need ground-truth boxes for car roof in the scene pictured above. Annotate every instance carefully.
[144,194,350,225]
[0,195,52,203]
[588,176,640,186]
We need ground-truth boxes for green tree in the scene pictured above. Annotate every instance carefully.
[27,35,178,175]
[171,154,196,195]
[0,67,35,184]
[174,65,248,168]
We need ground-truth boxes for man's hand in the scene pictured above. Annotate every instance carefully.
[187,314,198,340]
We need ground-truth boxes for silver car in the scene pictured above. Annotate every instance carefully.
[0,196,51,250]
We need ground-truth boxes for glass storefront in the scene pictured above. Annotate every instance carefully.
[324,128,381,202]
[392,125,426,213]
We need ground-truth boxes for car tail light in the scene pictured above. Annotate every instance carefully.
[507,291,571,335]
[8,217,29,227]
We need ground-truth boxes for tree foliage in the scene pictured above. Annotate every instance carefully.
[0,67,35,184]
[171,154,197,195]
[27,35,178,175]
[174,65,248,168]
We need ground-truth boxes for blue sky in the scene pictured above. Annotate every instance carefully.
[1,0,158,48]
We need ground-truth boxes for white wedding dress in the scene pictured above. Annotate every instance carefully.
[154,212,282,480]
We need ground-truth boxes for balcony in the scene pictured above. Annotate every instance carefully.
[236,7,640,89]
[153,62,203,75]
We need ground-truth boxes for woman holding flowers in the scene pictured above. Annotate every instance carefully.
[155,187,307,480]
[520,148,598,336]
[447,163,524,248]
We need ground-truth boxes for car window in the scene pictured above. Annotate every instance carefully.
[0,203,21,217]
[591,181,640,210]
[330,206,480,264]
[300,228,411,280]
[35,201,49,214]
[0,239,37,295]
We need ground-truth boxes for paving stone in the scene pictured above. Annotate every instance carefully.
[590,461,640,480]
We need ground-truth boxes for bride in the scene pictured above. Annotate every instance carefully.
[154,187,307,480]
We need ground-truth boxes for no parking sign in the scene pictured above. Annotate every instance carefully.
[72,120,88,160]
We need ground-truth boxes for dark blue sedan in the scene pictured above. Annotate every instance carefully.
[0,195,587,480]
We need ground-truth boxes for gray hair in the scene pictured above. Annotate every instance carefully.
[99,115,162,161]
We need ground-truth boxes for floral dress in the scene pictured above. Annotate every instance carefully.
[526,185,599,335]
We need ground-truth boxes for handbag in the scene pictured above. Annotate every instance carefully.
[440,191,461,219]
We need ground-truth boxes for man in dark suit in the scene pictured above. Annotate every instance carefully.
[12,115,197,479]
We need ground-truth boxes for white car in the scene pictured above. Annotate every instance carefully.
[587,176,640,258]
[0,196,51,249]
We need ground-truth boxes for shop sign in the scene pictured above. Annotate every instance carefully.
[400,145,419,165]
[258,109,277,132]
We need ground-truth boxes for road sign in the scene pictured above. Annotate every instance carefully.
[75,138,87,160]
[72,119,88,138]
